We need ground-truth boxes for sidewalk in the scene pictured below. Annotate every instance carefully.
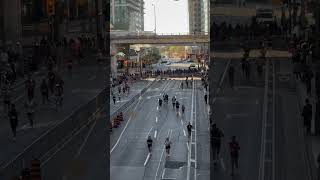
[294,62,319,179]
[110,80,151,116]
[0,61,105,168]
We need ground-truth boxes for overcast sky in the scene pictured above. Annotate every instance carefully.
[144,0,189,34]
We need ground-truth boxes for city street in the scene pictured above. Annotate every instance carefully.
[0,62,106,170]
[210,57,310,180]
[110,78,210,180]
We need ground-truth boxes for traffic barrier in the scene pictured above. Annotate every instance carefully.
[0,88,107,179]
[118,112,123,121]
[30,159,41,180]
[113,117,120,128]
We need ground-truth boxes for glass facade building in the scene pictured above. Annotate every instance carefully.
[189,0,209,33]
[111,0,144,32]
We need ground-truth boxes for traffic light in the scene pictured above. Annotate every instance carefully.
[47,0,55,16]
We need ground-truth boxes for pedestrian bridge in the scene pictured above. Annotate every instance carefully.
[110,33,209,45]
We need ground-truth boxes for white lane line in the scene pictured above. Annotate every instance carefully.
[162,168,166,179]
[144,153,151,166]
[259,60,269,180]
[220,158,226,171]
[187,79,195,180]
[194,80,198,180]
[110,98,142,154]
[75,119,97,158]
[146,127,153,138]
[155,129,171,180]
[180,119,183,126]
[154,130,157,138]
[186,143,189,151]
[156,117,158,123]
[183,129,186,137]
[157,106,159,111]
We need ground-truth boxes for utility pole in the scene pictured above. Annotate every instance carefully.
[53,0,64,43]
[95,0,103,51]
[0,1,5,48]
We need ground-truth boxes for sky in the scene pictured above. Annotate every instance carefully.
[144,0,189,34]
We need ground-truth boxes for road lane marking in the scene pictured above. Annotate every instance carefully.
[194,80,198,180]
[157,106,159,111]
[154,130,157,138]
[186,143,189,151]
[144,153,151,166]
[162,168,166,179]
[220,158,226,171]
[155,129,171,180]
[156,117,158,123]
[41,109,100,166]
[180,119,183,126]
[110,97,142,154]
[75,119,97,158]
[183,129,186,136]
[187,79,195,180]
[146,127,153,138]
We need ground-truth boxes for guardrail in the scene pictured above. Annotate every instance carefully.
[0,88,107,179]
[110,79,157,121]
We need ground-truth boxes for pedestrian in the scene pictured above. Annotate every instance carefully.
[3,88,11,113]
[164,137,172,156]
[113,95,116,104]
[48,71,55,94]
[241,57,246,77]
[228,64,235,89]
[229,136,240,176]
[302,98,312,135]
[8,104,18,141]
[244,60,250,80]
[40,79,49,104]
[24,97,36,128]
[204,94,208,104]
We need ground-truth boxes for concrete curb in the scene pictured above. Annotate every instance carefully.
[110,78,157,121]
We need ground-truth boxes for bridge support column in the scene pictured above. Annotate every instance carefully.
[111,43,118,78]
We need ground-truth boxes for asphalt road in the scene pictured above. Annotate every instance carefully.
[210,57,310,180]
[110,78,209,180]
[110,80,151,115]
[0,62,106,168]
[210,58,264,179]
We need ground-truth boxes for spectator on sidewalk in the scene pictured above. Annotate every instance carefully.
[40,79,49,104]
[3,88,11,113]
[48,71,56,94]
[8,103,18,141]
[24,97,36,128]
[113,95,116,104]
[302,99,312,135]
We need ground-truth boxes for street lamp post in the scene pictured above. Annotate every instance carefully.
[152,4,157,34]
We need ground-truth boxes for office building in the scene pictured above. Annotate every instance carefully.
[111,0,144,31]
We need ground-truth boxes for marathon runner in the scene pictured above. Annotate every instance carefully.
[147,136,153,153]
